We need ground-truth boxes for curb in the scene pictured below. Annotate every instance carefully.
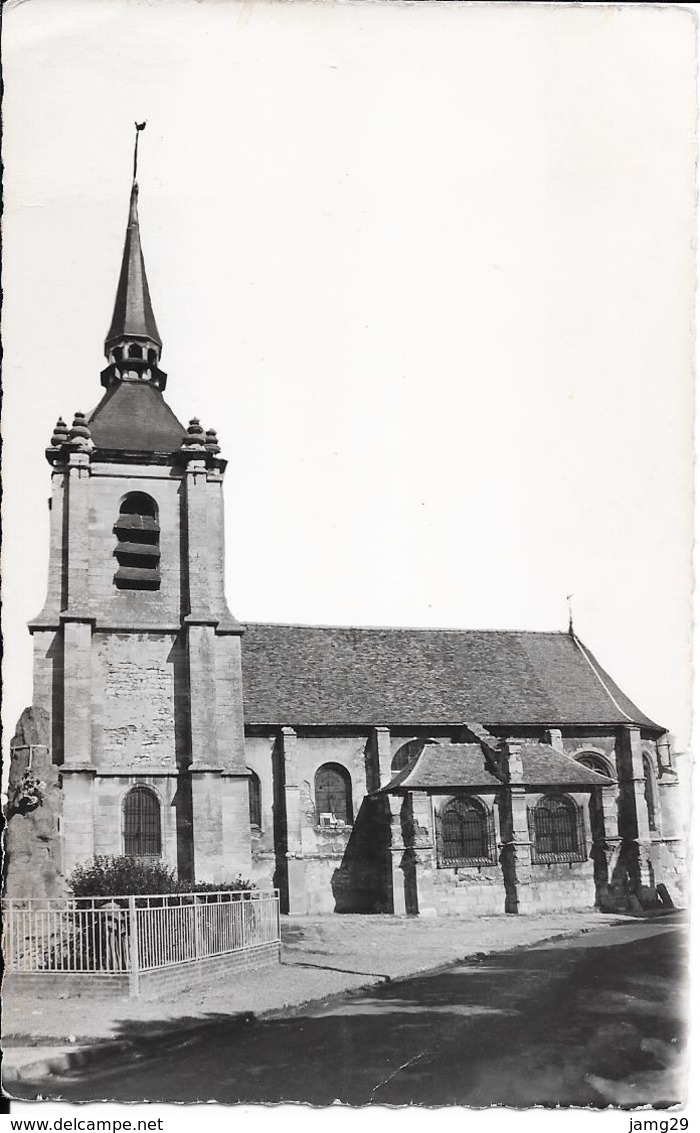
[3,1014,256,1087]
[3,911,682,1089]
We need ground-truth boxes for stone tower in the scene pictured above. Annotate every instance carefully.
[27,163,251,886]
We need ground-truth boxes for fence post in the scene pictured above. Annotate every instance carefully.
[128,896,140,998]
[5,902,14,972]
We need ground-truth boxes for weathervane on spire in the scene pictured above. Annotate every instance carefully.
[133,121,147,183]
[566,593,575,636]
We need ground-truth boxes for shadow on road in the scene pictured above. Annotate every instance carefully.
[12,921,687,1107]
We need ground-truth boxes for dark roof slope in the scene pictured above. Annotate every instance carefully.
[381,741,615,793]
[105,183,161,349]
[241,623,661,731]
[89,382,186,453]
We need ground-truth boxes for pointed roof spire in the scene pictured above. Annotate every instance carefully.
[104,122,162,357]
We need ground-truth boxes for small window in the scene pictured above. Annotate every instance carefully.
[248,769,262,828]
[315,763,353,826]
[124,786,161,857]
[114,493,160,590]
[437,796,496,867]
[128,343,143,359]
[643,755,658,832]
[528,794,585,864]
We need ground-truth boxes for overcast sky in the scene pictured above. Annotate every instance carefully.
[2,0,695,754]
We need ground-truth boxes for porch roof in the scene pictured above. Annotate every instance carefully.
[380,741,615,793]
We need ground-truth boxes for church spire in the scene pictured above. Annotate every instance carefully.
[103,123,165,389]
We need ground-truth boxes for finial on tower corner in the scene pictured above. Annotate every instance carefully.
[133,121,147,184]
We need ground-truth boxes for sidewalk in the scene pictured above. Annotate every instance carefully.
[3,909,639,1085]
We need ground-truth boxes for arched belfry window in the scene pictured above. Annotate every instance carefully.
[124,786,162,857]
[248,769,262,829]
[437,796,496,866]
[128,343,143,359]
[114,493,160,590]
[643,754,658,832]
[315,763,353,826]
[528,793,586,864]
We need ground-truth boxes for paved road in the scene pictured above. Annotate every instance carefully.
[14,915,686,1107]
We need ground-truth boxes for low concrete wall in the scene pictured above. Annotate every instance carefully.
[6,942,281,1000]
[4,971,131,999]
[137,942,281,997]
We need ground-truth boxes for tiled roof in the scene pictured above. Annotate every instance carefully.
[381,741,614,792]
[88,382,186,453]
[381,740,614,792]
[241,623,662,731]
[384,744,502,791]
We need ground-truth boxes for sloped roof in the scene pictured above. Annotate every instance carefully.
[241,623,662,731]
[105,183,161,349]
[380,741,614,793]
[88,382,186,453]
[385,744,501,791]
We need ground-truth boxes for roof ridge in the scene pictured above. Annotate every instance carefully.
[242,621,569,636]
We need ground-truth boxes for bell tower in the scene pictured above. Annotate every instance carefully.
[28,128,251,885]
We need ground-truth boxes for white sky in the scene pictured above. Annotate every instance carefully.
[2,0,695,757]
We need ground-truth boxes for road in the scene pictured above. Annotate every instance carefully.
[13,914,686,1107]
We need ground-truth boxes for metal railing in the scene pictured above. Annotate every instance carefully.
[3,890,281,994]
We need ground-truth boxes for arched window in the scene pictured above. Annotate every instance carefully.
[128,343,143,359]
[643,754,658,832]
[391,746,412,773]
[529,793,585,864]
[315,763,353,826]
[124,787,161,857]
[577,753,614,779]
[147,348,158,365]
[114,493,160,590]
[113,347,123,362]
[391,738,439,774]
[248,769,262,828]
[576,754,612,845]
[437,796,496,866]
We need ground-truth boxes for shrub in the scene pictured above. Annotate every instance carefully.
[187,877,256,895]
[67,856,257,899]
[68,855,178,897]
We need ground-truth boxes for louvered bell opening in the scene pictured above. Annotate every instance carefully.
[114,509,161,590]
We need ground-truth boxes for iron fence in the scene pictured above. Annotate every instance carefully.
[3,890,281,993]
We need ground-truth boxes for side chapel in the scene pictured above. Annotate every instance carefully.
[5,157,686,918]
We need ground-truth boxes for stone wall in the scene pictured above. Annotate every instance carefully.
[528,862,596,911]
[92,632,182,770]
[429,863,505,916]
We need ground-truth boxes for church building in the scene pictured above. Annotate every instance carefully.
[6,160,686,918]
